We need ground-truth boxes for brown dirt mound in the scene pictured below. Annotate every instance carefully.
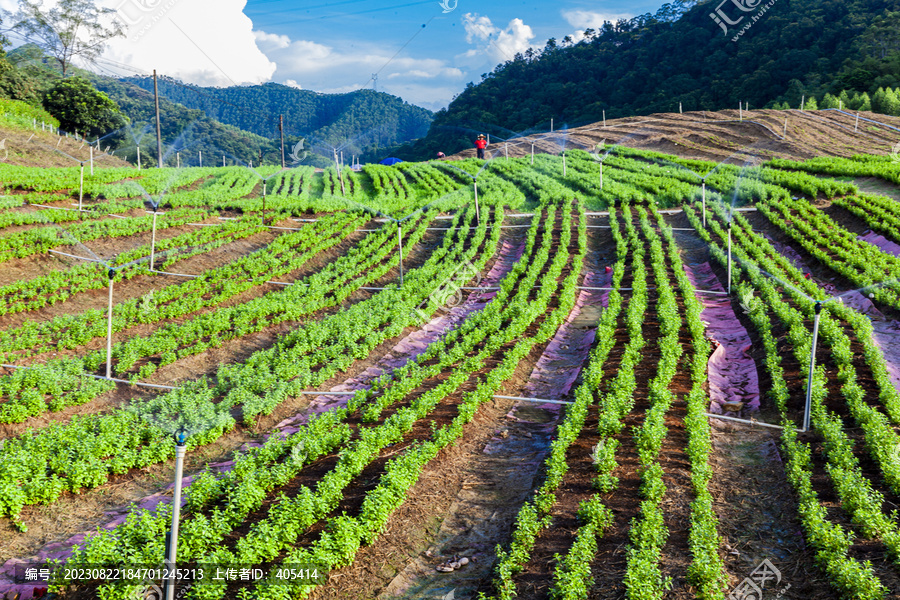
[450,109,900,164]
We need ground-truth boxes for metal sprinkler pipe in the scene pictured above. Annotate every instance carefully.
[79,163,84,211]
[397,224,404,285]
[802,301,823,432]
[165,429,188,600]
[562,152,567,177]
[599,161,603,189]
[106,268,115,378]
[89,144,94,175]
[702,181,707,227]
[150,210,158,271]
[727,221,733,295]
[531,141,535,165]
[474,179,480,224]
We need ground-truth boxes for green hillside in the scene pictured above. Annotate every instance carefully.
[122,77,433,163]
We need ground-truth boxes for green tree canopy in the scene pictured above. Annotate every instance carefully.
[5,0,123,76]
[42,75,125,137]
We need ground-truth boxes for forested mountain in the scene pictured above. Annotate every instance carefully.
[401,0,900,158]
[1,44,432,166]
[122,78,433,162]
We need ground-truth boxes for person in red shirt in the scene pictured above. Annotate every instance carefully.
[475,134,487,159]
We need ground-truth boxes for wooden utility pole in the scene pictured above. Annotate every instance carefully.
[279,115,286,168]
[154,70,163,168]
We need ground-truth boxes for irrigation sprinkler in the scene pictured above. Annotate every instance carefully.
[603,110,606,128]
[679,101,683,114]
[89,144,94,176]
[562,151,567,177]
[783,119,788,138]
[199,150,202,168]
[801,301,823,433]
[800,95,805,111]
[137,146,141,170]
[223,155,226,167]
[176,152,180,169]
[739,102,743,121]
[165,429,188,600]
[505,143,508,161]
[855,112,860,132]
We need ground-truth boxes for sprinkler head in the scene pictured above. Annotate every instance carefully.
[107,268,116,280]
[814,300,823,314]
[174,428,188,446]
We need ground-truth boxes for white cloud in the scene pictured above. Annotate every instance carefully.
[462,13,535,63]
[2,0,277,86]
[561,9,634,30]
[253,28,462,108]
[101,0,276,86]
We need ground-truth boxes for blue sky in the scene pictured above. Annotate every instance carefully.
[2,0,667,111]
[242,0,665,110]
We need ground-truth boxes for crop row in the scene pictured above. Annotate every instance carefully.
[0,201,502,522]
[687,203,894,598]
[57,202,520,596]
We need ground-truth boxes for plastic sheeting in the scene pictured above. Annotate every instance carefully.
[0,241,528,599]
[858,230,900,257]
[485,268,612,454]
[683,262,760,414]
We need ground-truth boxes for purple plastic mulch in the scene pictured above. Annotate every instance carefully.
[484,268,612,455]
[858,230,900,257]
[0,240,527,600]
[683,262,760,414]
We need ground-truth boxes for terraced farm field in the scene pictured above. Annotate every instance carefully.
[2,142,900,600]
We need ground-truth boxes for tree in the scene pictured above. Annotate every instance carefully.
[804,96,819,110]
[872,87,887,112]
[42,76,125,137]
[6,0,123,77]
[820,93,839,109]
[838,90,852,110]
[883,87,900,116]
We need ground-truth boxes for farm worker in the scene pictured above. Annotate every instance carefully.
[437,151,446,159]
[475,134,487,159]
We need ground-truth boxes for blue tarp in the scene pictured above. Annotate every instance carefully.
[379,157,403,166]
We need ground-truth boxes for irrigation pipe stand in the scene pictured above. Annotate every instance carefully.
[802,301,823,432]
[150,210,159,271]
[701,181,707,227]
[106,269,115,379]
[726,222,733,295]
[165,430,188,600]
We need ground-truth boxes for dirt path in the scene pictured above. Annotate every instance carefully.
[375,256,610,600]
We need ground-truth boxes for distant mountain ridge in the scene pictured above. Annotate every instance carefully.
[122,78,433,161]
